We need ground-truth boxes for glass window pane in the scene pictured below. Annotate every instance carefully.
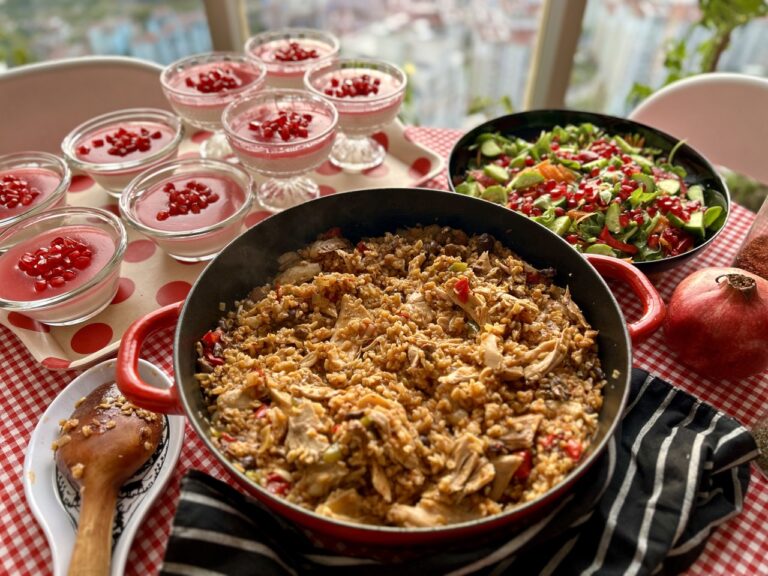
[566,0,768,116]
[0,1,212,70]
[245,0,543,128]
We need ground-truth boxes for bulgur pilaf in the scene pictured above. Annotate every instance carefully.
[195,225,606,527]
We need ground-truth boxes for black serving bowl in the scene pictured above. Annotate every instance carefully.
[448,109,730,274]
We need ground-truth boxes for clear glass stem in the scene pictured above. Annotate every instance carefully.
[199,130,237,162]
[257,176,319,212]
[329,132,386,172]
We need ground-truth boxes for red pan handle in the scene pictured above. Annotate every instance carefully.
[116,301,184,414]
[585,254,665,343]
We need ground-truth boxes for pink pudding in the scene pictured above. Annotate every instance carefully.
[309,67,405,135]
[227,103,336,176]
[120,160,253,262]
[246,32,339,89]
[162,60,266,129]
[135,174,246,231]
[0,168,63,220]
[63,109,183,197]
[0,226,116,303]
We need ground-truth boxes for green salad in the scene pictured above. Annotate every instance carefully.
[454,123,727,262]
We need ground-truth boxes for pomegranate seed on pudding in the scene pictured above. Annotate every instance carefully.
[62,109,183,198]
[222,89,337,212]
[245,29,339,89]
[74,123,176,163]
[120,159,253,262]
[6,230,110,299]
[305,59,406,172]
[0,207,126,326]
[0,152,70,233]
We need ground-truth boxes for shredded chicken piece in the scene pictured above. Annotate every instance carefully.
[500,414,543,451]
[371,462,393,502]
[480,333,503,369]
[388,495,483,527]
[285,402,330,465]
[276,261,322,285]
[439,278,488,326]
[315,489,377,524]
[438,434,494,497]
[489,454,523,500]
[524,332,568,380]
[439,365,479,385]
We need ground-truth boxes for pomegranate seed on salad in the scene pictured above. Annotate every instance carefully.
[455,123,727,262]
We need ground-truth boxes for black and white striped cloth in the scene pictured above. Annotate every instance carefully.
[160,369,758,576]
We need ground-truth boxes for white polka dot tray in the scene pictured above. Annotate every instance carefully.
[1,119,443,370]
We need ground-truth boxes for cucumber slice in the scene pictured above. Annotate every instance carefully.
[510,170,545,190]
[583,158,608,171]
[585,243,615,256]
[631,172,656,193]
[481,185,508,204]
[483,163,509,183]
[704,206,723,228]
[481,139,503,158]
[687,184,705,203]
[455,181,479,197]
[605,202,622,234]
[657,179,680,195]
[614,135,640,155]
[667,213,687,229]
[682,211,705,238]
[533,194,553,209]
[550,215,572,236]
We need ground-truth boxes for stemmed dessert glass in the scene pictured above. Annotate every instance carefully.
[244,28,340,90]
[222,89,338,212]
[304,58,407,172]
[160,52,267,160]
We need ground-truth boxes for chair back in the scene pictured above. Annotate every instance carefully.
[0,56,169,155]
[629,72,768,185]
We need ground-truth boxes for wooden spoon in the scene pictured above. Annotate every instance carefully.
[54,382,163,576]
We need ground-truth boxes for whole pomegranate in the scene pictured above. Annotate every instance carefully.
[664,267,768,380]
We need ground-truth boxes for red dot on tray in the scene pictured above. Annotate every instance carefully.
[315,161,342,176]
[191,130,213,143]
[371,132,389,152]
[110,277,135,305]
[408,157,432,180]
[156,280,192,306]
[246,210,272,228]
[319,185,337,197]
[42,357,72,370]
[68,175,96,193]
[7,312,50,333]
[124,239,156,263]
[71,323,113,355]
[362,164,389,178]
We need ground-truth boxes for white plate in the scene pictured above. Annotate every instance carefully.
[23,358,184,576]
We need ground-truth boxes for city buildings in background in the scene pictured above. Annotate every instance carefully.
[1,0,765,127]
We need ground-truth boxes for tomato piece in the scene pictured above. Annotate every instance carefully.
[564,439,583,460]
[513,449,533,479]
[266,473,291,495]
[453,276,470,303]
[201,329,221,348]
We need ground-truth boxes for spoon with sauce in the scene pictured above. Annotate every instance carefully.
[53,382,162,576]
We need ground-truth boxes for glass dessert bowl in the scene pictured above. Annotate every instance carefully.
[222,89,338,212]
[0,151,71,233]
[245,28,340,90]
[0,207,127,326]
[161,52,267,160]
[120,158,253,262]
[62,108,184,198]
[305,58,407,172]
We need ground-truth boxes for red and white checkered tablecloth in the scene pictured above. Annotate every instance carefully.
[2,126,766,576]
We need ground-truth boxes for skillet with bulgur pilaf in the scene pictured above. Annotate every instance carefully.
[194,225,606,527]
